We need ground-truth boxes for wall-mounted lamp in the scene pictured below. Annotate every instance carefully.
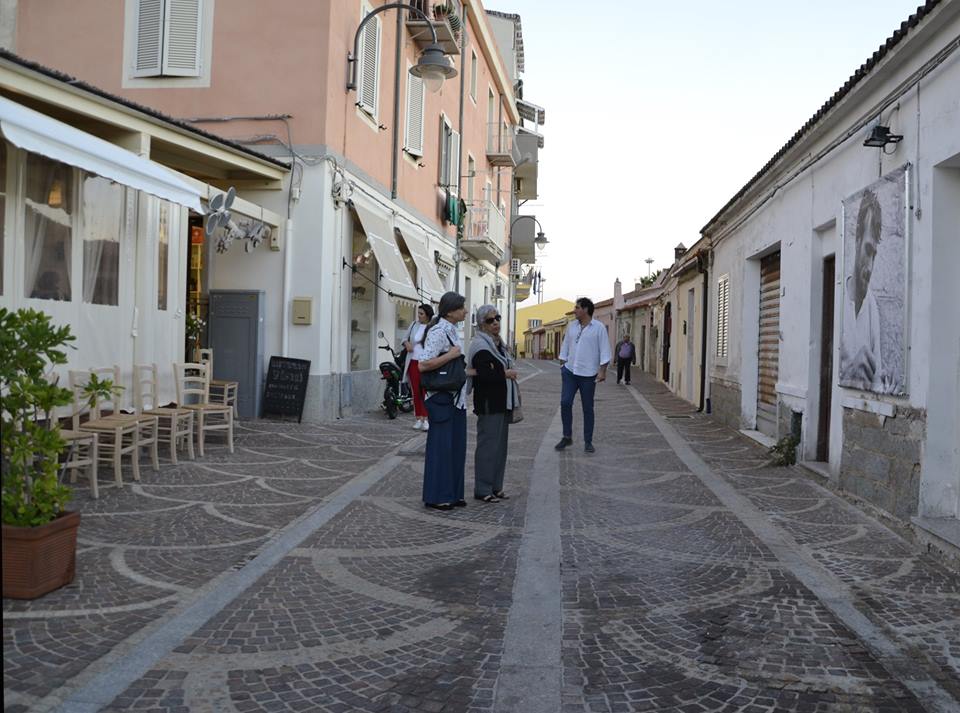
[863,124,903,149]
[534,231,549,249]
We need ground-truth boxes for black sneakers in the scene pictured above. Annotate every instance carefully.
[554,437,573,451]
[584,443,596,453]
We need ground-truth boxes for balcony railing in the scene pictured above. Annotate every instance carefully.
[486,123,519,167]
[461,200,506,264]
[406,0,462,55]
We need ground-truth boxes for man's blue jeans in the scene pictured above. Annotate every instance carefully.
[561,366,597,444]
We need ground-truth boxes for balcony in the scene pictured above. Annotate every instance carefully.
[406,0,462,56]
[461,200,505,264]
[514,128,540,200]
[486,123,520,167]
[510,213,537,264]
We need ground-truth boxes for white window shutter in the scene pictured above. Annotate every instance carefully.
[133,0,164,77]
[357,14,380,117]
[449,130,460,196]
[404,73,424,156]
[161,0,202,77]
[438,118,449,186]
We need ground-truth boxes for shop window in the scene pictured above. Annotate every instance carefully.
[350,218,376,371]
[80,174,124,306]
[24,153,73,302]
[158,201,170,310]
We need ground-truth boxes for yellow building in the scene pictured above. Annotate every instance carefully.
[516,299,575,356]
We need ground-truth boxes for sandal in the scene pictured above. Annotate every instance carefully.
[493,491,509,500]
[474,494,500,503]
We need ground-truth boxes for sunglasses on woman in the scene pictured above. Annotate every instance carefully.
[484,315,502,324]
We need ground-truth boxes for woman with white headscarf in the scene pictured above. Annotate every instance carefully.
[468,304,519,503]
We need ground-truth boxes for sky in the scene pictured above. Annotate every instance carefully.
[505,0,927,306]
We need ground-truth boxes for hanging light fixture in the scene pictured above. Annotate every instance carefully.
[534,231,549,249]
[410,43,457,93]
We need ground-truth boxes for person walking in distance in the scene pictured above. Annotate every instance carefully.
[402,303,434,430]
[614,333,636,385]
[556,297,611,453]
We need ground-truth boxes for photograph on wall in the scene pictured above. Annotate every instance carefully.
[838,165,908,395]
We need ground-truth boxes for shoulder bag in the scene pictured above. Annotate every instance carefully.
[420,334,466,392]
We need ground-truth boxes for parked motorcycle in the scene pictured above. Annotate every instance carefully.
[377,332,414,419]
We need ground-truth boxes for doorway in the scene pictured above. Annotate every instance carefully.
[662,302,672,382]
[816,255,835,461]
[686,287,696,401]
[756,251,781,437]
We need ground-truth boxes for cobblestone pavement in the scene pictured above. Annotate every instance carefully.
[3,366,959,713]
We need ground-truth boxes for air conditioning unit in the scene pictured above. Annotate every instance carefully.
[509,258,521,276]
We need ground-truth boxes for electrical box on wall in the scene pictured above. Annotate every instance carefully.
[292,297,313,325]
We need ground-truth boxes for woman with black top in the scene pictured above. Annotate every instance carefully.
[467,304,519,503]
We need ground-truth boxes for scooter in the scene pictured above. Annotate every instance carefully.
[377,332,414,419]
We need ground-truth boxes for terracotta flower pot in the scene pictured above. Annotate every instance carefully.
[2,511,80,599]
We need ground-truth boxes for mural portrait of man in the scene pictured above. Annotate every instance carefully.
[839,166,907,395]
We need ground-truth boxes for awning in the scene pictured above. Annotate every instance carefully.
[0,96,202,211]
[395,217,447,304]
[517,99,545,126]
[350,197,419,306]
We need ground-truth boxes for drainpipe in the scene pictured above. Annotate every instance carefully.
[697,250,709,412]
[453,0,467,290]
[390,10,403,199]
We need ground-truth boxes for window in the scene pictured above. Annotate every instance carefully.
[132,0,203,78]
[158,201,170,310]
[404,67,425,156]
[716,274,730,358]
[80,174,124,306]
[467,155,475,201]
[470,50,478,101]
[529,319,542,328]
[356,3,381,119]
[350,217,376,371]
[438,116,459,195]
[24,153,73,302]
[487,88,495,125]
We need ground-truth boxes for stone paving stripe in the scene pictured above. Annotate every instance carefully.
[629,386,960,713]
[494,407,563,713]
[52,448,410,713]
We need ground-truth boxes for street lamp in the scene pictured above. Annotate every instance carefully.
[510,214,548,250]
[346,4,457,94]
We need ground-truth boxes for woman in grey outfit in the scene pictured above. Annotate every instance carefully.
[467,304,519,503]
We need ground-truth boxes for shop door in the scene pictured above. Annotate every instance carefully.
[662,302,672,382]
[756,251,781,437]
[686,287,696,401]
[816,255,835,461]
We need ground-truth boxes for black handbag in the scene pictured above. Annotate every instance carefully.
[420,335,466,392]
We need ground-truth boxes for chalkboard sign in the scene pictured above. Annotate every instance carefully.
[262,357,311,422]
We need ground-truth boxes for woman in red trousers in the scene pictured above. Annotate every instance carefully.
[403,303,434,430]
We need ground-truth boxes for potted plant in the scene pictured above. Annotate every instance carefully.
[186,312,207,362]
[432,2,450,21]
[1,308,113,599]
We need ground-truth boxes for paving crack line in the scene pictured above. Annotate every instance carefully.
[628,386,960,713]
[494,407,563,713]
[49,446,409,713]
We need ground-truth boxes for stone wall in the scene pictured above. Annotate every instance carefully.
[840,406,926,520]
[710,380,741,430]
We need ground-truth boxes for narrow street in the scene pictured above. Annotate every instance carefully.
[4,363,959,713]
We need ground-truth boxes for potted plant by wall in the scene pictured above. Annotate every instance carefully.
[0,308,112,599]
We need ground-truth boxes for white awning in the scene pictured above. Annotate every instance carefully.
[0,96,202,211]
[395,217,447,304]
[350,197,419,306]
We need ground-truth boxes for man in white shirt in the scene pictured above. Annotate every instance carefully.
[556,297,611,453]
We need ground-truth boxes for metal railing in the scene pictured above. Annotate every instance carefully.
[463,200,506,252]
[486,122,515,156]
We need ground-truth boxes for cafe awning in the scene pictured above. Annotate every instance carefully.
[350,197,419,306]
[395,216,447,304]
[0,96,202,211]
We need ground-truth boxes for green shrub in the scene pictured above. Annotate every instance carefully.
[768,435,799,467]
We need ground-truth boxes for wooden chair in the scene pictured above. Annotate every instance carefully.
[70,370,140,486]
[174,362,234,457]
[93,366,160,474]
[60,429,100,499]
[134,364,195,465]
[199,348,239,419]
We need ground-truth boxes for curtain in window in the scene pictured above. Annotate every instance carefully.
[81,174,123,305]
[24,153,72,301]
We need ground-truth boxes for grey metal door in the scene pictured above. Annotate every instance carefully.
[208,290,265,419]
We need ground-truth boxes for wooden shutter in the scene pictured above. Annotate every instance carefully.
[756,252,781,437]
[162,0,202,77]
[449,130,460,196]
[404,72,424,156]
[133,0,164,77]
[716,275,729,358]
[357,12,380,117]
